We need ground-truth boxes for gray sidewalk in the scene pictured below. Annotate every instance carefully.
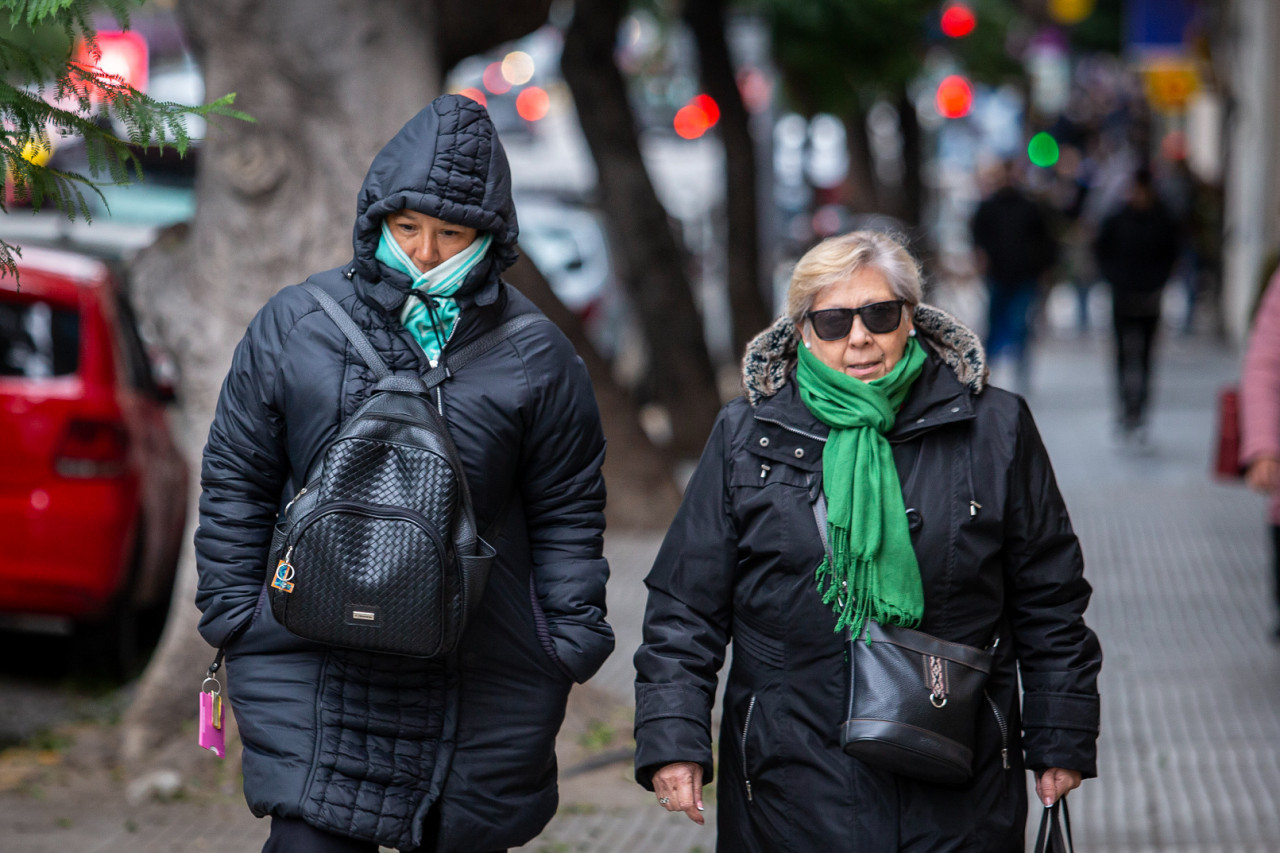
[5,323,1279,852]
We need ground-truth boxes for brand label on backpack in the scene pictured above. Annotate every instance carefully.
[345,605,381,627]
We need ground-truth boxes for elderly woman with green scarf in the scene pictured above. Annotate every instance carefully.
[633,230,1101,851]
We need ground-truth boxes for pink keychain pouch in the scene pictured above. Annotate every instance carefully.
[199,687,225,758]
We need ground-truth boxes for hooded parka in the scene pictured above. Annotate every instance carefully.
[195,95,613,852]
[633,308,1101,852]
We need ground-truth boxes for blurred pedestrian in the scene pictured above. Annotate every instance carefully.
[1240,270,1280,639]
[195,95,613,852]
[634,230,1101,850]
[1093,167,1180,443]
[970,159,1058,393]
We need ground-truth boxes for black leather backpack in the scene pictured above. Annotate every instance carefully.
[265,281,546,658]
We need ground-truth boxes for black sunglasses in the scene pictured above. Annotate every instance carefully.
[805,299,906,339]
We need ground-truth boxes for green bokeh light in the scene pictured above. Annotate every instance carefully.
[1028,132,1060,168]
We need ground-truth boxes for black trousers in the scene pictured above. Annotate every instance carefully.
[1112,311,1160,427]
[262,816,508,853]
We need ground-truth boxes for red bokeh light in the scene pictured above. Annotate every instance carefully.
[482,62,511,95]
[692,94,720,125]
[457,87,487,108]
[72,31,149,98]
[673,95,721,139]
[940,4,977,38]
[515,86,550,121]
[935,74,973,118]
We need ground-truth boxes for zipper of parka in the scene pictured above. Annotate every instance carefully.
[753,414,828,444]
[740,694,757,802]
[985,691,1010,770]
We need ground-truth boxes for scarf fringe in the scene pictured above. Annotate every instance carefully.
[815,535,921,639]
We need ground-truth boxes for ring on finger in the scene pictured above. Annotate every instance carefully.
[657,796,670,805]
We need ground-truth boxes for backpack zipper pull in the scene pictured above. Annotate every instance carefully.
[760,463,771,480]
[970,500,981,517]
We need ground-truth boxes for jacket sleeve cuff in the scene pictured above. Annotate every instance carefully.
[1022,691,1100,778]
[549,622,615,683]
[634,684,715,789]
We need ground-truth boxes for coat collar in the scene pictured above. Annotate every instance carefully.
[750,343,977,446]
[740,303,988,407]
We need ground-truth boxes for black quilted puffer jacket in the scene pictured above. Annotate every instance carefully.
[195,95,613,852]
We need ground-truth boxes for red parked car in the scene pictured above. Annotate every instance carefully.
[0,245,188,665]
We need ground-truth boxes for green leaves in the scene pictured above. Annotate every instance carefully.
[0,0,250,284]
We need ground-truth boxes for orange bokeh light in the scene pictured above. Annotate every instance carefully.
[516,86,550,121]
[935,75,973,118]
[457,87,487,108]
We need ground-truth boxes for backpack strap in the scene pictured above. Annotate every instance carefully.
[304,282,551,392]
[302,282,391,379]
[422,313,551,390]
[302,282,429,394]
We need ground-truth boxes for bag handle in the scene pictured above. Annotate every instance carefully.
[1033,796,1074,853]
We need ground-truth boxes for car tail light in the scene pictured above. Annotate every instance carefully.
[55,419,129,478]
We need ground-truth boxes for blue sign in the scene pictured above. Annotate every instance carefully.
[1125,0,1198,51]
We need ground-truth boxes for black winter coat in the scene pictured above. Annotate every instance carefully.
[1093,201,1180,312]
[633,309,1101,852]
[195,96,613,852]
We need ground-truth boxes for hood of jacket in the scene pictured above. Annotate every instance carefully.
[350,94,519,313]
[741,303,988,407]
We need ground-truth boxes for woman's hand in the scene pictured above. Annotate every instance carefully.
[652,761,705,825]
[1246,456,1280,494]
[1035,767,1082,806]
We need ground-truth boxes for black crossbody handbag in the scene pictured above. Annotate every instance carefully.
[813,493,996,785]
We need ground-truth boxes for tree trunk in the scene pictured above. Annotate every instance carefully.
[120,0,444,775]
[896,87,923,229]
[505,257,681,529]
[842,106,880,215]
[683,0,771,359]
[561,0,721,459]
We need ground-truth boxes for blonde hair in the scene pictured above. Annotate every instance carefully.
[784,230,923,326]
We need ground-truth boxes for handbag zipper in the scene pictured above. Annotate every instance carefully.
[741,694,758,802]
[985,691,1010,770]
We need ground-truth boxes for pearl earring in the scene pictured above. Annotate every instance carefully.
[803,339,812,349]
[908,328,917,337]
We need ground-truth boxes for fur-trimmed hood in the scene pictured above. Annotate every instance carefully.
[741,303,987,406]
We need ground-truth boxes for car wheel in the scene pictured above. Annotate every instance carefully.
[73,532,143,678]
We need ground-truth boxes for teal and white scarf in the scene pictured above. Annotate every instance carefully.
[376,221,492,365]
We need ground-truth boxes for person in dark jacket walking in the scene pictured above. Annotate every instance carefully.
[633,231,1101,851]
[194,95,613,852]
[1093,166,1181,441]
[970,159,1058,393]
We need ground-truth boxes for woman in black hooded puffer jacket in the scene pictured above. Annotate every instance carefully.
[634,230,1101,851]
[195,95,613,852]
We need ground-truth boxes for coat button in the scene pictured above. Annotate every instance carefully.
[759,437,769,447]
[905,507,923,531]
[794,448,805,458]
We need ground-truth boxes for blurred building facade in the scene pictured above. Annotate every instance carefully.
[1220,0,1280,341]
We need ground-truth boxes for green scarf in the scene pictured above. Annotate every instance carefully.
[376,222,492,365]
[796,336,927,637]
